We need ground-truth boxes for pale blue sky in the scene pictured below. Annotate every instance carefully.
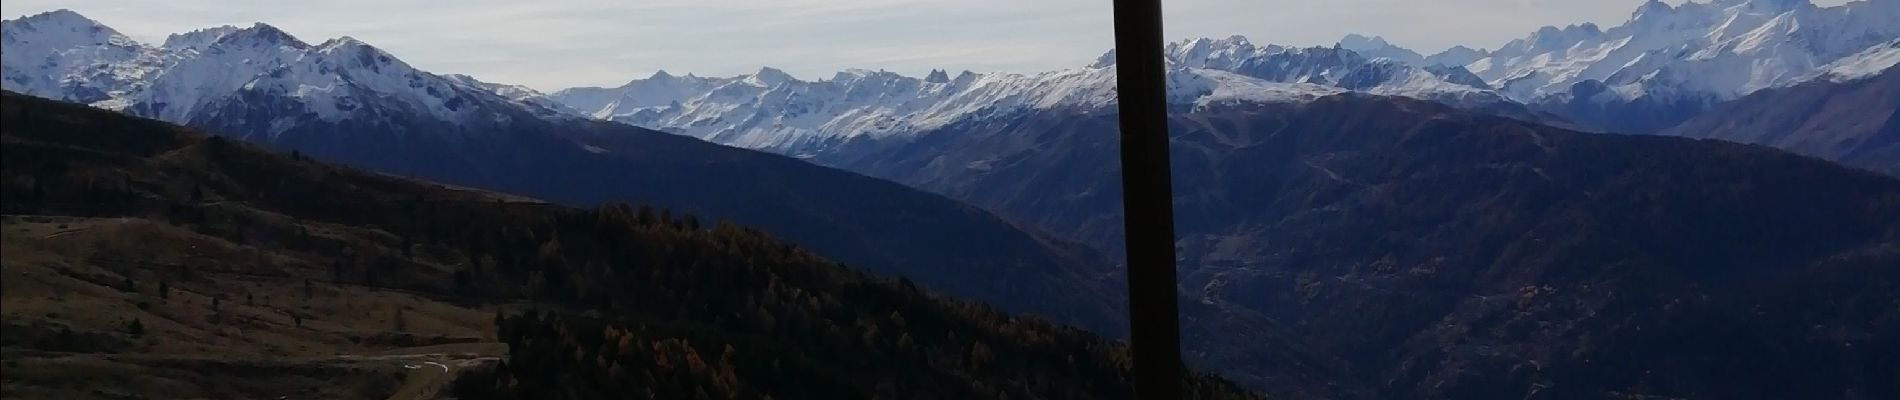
[0,0,1854,90]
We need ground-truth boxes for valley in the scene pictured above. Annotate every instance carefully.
[0,91,1258,399]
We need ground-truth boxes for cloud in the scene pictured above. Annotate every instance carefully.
[0,0,1854,91]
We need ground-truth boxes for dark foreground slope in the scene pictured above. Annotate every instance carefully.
[1662,66,1900,176]
[819,93,1900,399]
[0,91,1254,399]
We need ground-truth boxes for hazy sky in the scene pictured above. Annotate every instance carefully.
[0,0,1855,90]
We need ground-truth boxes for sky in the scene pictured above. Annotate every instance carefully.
[0,0,1856,91]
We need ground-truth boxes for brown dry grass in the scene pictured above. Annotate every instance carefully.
[2,215,509,399]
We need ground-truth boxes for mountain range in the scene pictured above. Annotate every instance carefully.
[1473,0,1900,132]
[0,9,1130,335]
[11,1,1896,176]
[5,2,1900,399]
[548,0,1900,174]
[549,36,1515,157]
[1663,39,1900,175]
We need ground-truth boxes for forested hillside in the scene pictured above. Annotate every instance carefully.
[0,91,1256,399]
[818,94,1900,398]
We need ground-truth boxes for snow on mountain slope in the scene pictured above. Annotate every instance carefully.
[0,10,165,103]
[1812,38,1900,82]
[1186,69,1348,106]
[113,23,309,122]
[551,70,731,121]
[559,61,1340,152]
[238,36,523,124]
[0,10,576,133]
[442,73,584,119]
[160,25,241,53]
[1165,35,1286,70]
[555,35,1501,154]
[1424,46,1490,68]
[1468,0,1900,104]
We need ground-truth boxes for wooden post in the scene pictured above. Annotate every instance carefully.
[1111,0,1184,398]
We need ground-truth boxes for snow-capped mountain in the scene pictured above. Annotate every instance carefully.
[1338,34,1426,65]
[3,11,1139,337]
[0,9,164,104]
[160,25,241,53]
[15,2,1890,162]
[562,65,1119,152]
[441,73,583,119]
[1333,35,1493,68]
[554,35,1502,155]
[552,0,1899,145]
[1663,47,1899,176]
[0,10,576,133]
[1188,39,1504,107]
[1459,0,1900,132]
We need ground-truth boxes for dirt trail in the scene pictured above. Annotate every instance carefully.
[353,352,503,400]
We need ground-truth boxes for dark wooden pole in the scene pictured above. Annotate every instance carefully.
[1111,0,1183,398]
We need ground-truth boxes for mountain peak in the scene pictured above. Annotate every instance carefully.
[953,70,980,84]
[625,70,680,87]
[249,22,292,36]
[1340,34,1392,48]
[1443,45,1484,53]
[13,8,98,26]
[925,69,951,83]
[1169,35,1256,54]
[162,25,240,51]
[746,66,795,86]
[322,35,360,45]
[315,35,374,52]
[1426,45,1490,67]
[1522,22,1603,50]
[831,68,873,82]
[1164,35,1272,68]
[213,22,307,49]
[314,36,409,72]
[1338,33,1426,64]
[3,8,132,46]
[1533,23,1600,36]
[1091,49,1117,68]
[1631,0,1675,19]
